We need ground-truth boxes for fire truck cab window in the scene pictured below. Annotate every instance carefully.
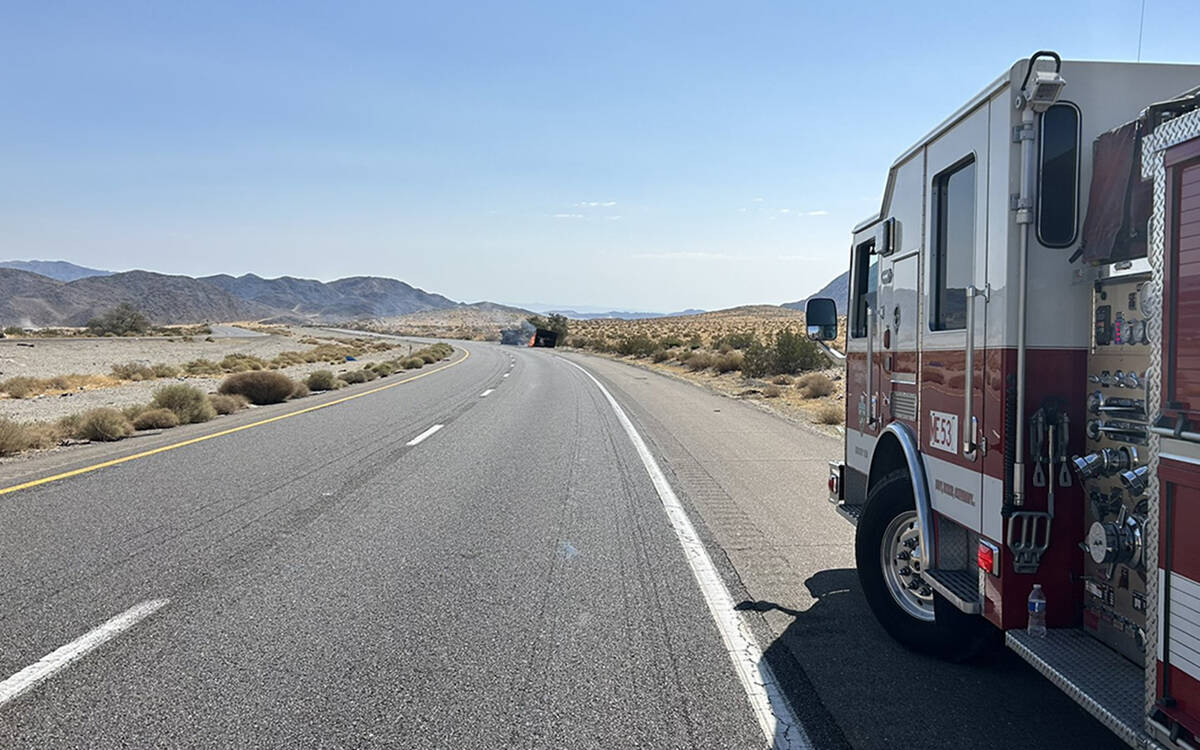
[1037,102,1080,247]
[931,158,976,331]
[850,239,877,338]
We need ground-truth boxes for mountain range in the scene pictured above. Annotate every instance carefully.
[0,263,478,328]
[0,259,847,328]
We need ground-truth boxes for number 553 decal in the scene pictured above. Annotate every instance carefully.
[929,411,958,454]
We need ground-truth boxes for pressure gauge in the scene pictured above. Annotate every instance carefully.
[1138,283,1158,319]
[1129,319,1144,345]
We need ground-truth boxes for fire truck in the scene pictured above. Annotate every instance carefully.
[806,52,1200,747]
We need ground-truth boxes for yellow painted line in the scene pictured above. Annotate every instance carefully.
[0,347,471,498]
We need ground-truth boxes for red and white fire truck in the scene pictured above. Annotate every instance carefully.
[806,52,1200,747]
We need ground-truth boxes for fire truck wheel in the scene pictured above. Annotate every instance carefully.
[857,468,996,661]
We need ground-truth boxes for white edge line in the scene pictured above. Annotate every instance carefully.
[0,598,169,706]
[560,359,811,750]
[406,424,444,446]
[480,389,494,397]
[503,373,510,378]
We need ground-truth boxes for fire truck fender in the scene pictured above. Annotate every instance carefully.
[868,422,934,568]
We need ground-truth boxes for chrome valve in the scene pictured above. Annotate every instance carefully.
[1120,465,1150,495]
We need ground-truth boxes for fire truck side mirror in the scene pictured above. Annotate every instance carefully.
[805,297,838,341]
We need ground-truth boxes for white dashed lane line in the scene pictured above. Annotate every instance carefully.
[405,424,444,446]
[0,599,169,707]
[480,389,494,398]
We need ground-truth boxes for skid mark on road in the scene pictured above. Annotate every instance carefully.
[561,359,812,750]
[0,348,471,498]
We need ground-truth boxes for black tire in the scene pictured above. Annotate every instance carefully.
[856,468,997,661]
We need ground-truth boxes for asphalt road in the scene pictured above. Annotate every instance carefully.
[0,341,1124,748]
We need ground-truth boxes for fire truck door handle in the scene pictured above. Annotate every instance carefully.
[866,304,877,427]
[962,285,984,460]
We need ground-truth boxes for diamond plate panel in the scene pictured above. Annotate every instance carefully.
[1140,106,1200,723]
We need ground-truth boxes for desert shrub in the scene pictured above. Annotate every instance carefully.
[86,303,149,336]
[360,368,380,382]
[686,333,703,350]
[272,350,308,367]
[305,370,341,391]
[685,351,715,372]
[220,353,267,372]
[303,344,359,363]
[3,326,24,336]
[340,370,369,384]
[402,358,424,370]
[183,359,222,376]
[132,408,179,430]
[122,404,150,421]
[0,376,38,399]
[616,334,657,358]
[713,332,758,350]
[418,351,440,363]
[773,328,826,374]
[741,340,774,378]
[371,362,394,377]
[796,372,836,399]
[0,419,33,456]
[0,419,63,455]
[152,383,217,423]
[23,422,63,450]
[218,371,297,405]
[111,362,156,381]
[76,408,134,441]
[49,376,71,390]
[651,348,670,363]
[814,402,845,425]
[152,363,180,378]
[714,351,745,373]
[56,413,83,436]
[290,381,311,399]
[209,393,248,415]
[771,374,794,385]
[658,335,685,349]
[763,384,782,398]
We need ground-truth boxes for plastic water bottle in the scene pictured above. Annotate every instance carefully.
[1027,584,1047,637]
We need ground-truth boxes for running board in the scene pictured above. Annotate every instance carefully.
[925,569,981,614]
[834,502,863,526]
[1006,629,1145,748]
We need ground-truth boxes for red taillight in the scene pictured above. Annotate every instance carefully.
[828,475,838,495]
[977,542,995,575]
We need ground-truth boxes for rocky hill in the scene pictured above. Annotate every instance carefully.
[0,260,112,282]
[782,270,849,315]
[201,273,457,320]
[0,265,474,327]
[0,269,274,327]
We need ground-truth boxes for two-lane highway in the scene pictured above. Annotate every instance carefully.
[0,342,775,748]
[0,340,1127,748]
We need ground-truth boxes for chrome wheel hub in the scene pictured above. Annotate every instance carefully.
[880,510,935,622]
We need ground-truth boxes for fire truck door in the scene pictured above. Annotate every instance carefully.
[921,139,987,532]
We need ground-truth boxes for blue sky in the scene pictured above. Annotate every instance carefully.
[2,1,1198,311]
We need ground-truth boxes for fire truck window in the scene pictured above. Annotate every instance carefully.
[1037,102,1080,248]
[931,158,975,331]
[850,239,877,338]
